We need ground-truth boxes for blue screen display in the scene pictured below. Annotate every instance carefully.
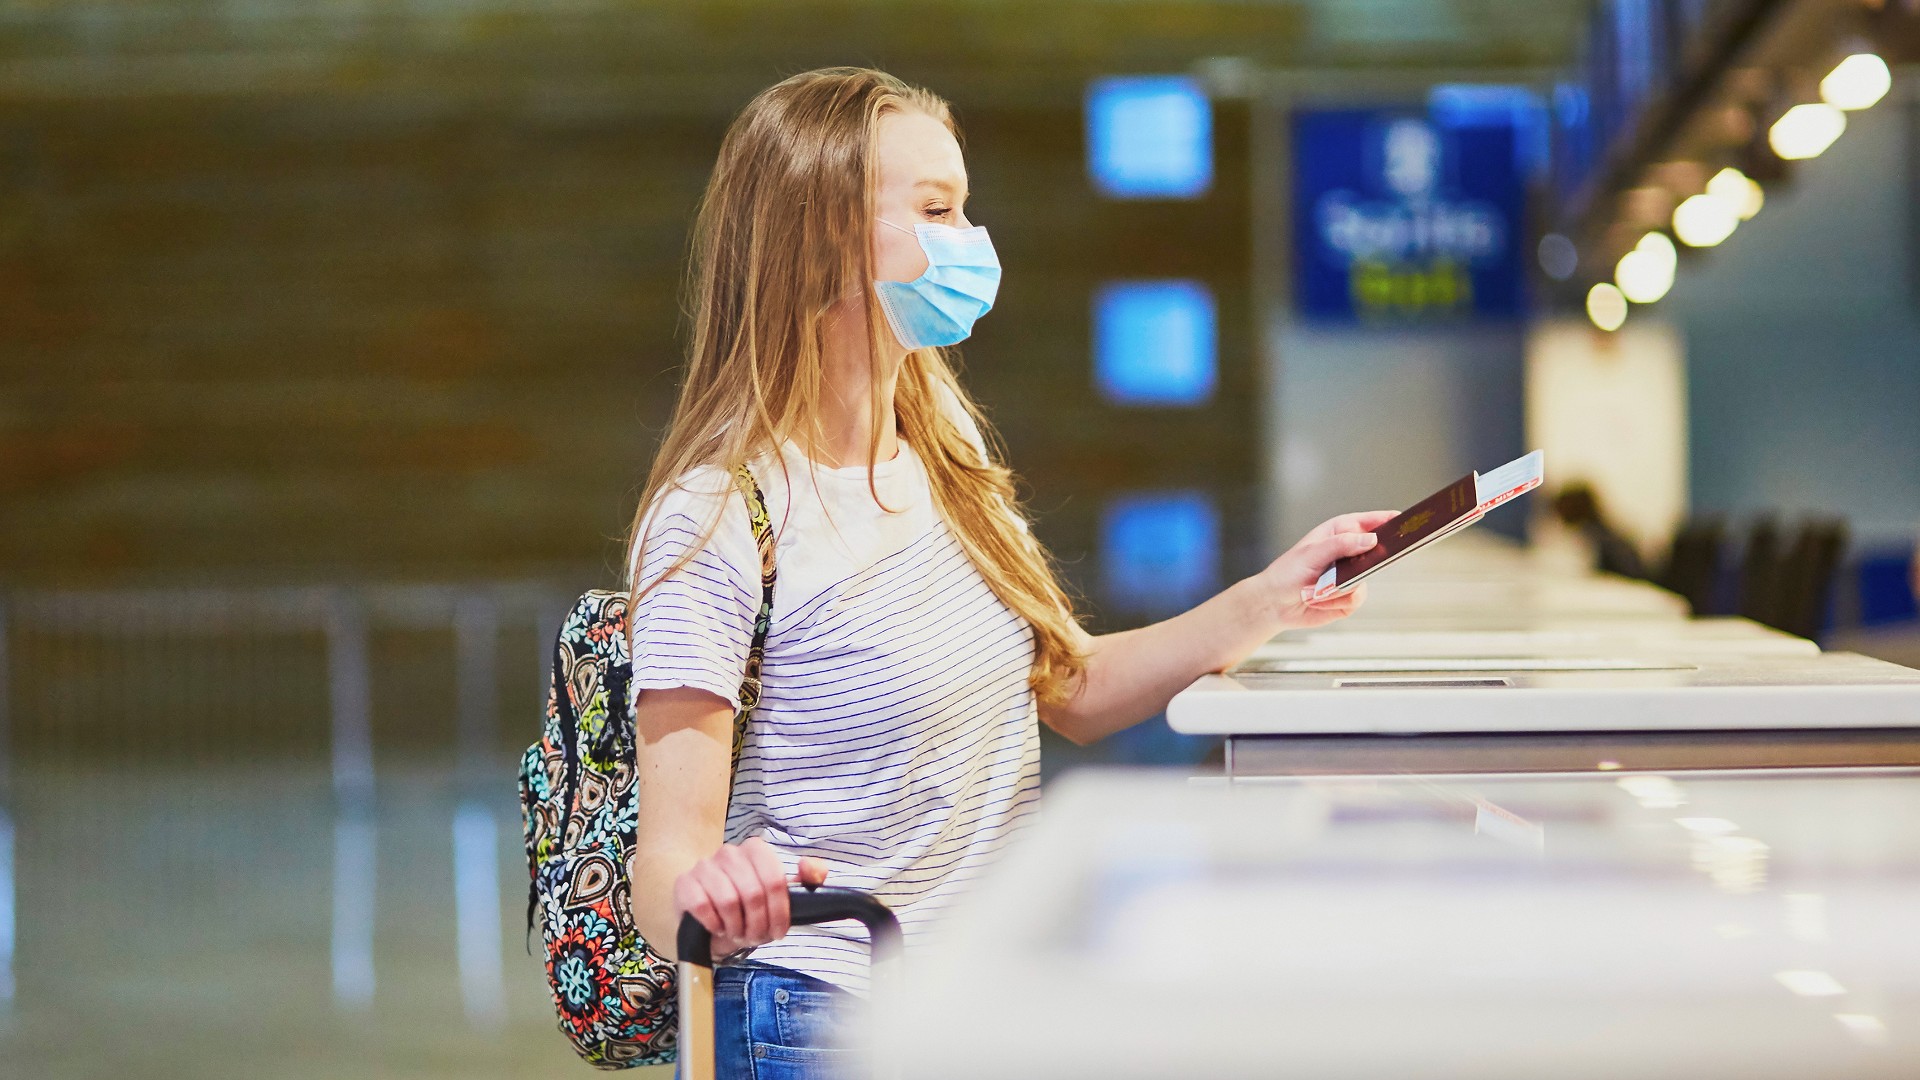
[1086,76,1213,199]
[1100,491,1222,616]
[1094,280,1217,406]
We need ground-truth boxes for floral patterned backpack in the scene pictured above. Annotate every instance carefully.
[518,466,777,1068]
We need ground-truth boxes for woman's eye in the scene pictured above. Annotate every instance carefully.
[923,206,952,219]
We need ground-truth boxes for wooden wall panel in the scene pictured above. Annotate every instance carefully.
[1,92,1255,616]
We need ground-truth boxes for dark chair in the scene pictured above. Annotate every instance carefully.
[1658,516,1725,616]
[1775,518,1848,641]
[1737,517,1784,629]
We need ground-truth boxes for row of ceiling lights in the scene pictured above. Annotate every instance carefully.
[1582,51,1894,332]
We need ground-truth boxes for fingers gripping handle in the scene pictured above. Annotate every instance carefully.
[676,888,901,1080]
[675,887,902,970]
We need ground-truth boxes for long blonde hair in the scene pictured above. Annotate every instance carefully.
[626,67,1084,705]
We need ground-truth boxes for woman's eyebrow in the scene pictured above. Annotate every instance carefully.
[913,178,968,199]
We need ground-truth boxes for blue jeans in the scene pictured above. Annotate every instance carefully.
[680,961,860,1080]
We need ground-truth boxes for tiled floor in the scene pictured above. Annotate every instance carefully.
[2,759,667,1078]
[0,716,1210,1077]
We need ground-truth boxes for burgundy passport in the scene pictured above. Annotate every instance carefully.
[1331,473,1479,591]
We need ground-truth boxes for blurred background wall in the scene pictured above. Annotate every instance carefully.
[1,0,1915,782]
[3,3,1919,1075]
[1664,95,1920,539]
[0,0,1581,769]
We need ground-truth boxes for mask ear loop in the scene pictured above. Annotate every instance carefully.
[875,217,918,237]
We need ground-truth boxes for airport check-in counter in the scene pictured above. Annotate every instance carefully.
[1172,537,1920,776]
[1247,617,1818,663]
[1171,652,1920,776]
[883,771,1920,1079]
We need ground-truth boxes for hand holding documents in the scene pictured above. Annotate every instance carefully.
[1310,450,1545,601]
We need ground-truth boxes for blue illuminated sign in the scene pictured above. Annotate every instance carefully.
[1100,491,1221,616]
[1094,280,1216,406]
[1292,107,1527,320]
[1087,76,1213,199]
[1427,84,1548,178]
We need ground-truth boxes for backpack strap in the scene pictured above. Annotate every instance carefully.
[728,463,777,773]
[577,466,776,783]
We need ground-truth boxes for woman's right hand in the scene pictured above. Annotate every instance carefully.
[672,836,830,957]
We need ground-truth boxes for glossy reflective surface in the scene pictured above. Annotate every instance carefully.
[894,769,1920,1078]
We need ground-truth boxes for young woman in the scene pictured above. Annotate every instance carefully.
[625,67,1390,1076]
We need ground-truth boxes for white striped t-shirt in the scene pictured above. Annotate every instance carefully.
[627,435,1041,993]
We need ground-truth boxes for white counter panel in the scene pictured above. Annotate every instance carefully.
[1247,617,1816,662]
[1169,652,1920,736]
[887,770,1920,1079]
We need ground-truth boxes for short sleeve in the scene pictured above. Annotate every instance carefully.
[627,470,762,708]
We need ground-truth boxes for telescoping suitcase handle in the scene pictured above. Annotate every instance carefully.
[676,887,902,1080]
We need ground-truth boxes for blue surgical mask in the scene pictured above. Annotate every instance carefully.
[873,218,1001,350]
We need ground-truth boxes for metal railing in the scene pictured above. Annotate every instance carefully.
[0,580,600,1026]
[1,581,586,771]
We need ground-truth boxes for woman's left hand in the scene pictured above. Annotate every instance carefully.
[1256,510,1400,632]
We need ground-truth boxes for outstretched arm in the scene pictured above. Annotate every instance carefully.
[1038,510,1396,744]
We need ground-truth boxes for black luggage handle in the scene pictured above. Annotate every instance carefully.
[676,888,902,1080]
[676,886,902,968]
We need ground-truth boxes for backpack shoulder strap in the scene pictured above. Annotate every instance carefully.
[728,464,777,774]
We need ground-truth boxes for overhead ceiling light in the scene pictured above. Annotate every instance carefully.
[1586,282,1628,331]
[1615,250,1665,303]
[1769,103,1847,160]
[1635,230,1677,274]
[1673,193,1738,247]
[1615,234,1676,304]
[1705,166,1764,220]
[1821,53,1892,111]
